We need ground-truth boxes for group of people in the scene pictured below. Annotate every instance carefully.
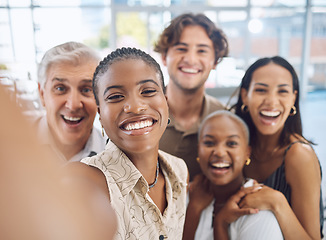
[2,12,323,240]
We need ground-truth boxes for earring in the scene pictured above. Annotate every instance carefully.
[101,126,105,137]
[168,118,171,125]
[196,157,200,163]
[245,158,251,166]
[289,106,297,116]
[241,104,248,113]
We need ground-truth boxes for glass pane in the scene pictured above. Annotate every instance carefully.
[0,9,13,63]
[309,11,326,90]
[7,0,30,7]
[275,0,306,7]
[0,1,7,7]
[252,0,306,7]
[166,0,207,5]
[208,0,247,7]
[35,0,108,7]
[188,0,208,4]
[10,9,35,63]
[251,0,274,7]
[80,0,108,6]
[35,0,82,7]
[116,12,147,49]
[214,11,248,88]
[114,0,165,6]
[313,0,326,6]
[1,8,37,97]
[148,11,169,83]
[34,7,110,62]
[249,8,305,68]
[148,11,165,54]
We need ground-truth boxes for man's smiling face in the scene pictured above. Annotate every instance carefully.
[39,59,98,148]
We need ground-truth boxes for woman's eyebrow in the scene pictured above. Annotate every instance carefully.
[254,82,268,87]
[278,84,291,87]
[137,79,159,87]
[103,85,123,96]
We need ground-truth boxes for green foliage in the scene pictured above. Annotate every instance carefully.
[84,13,147,49]
[116,12,147,47]
[84,24,110,49]
[0,63,8,70]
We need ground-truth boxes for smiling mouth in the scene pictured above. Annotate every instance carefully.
[260,110,281,118]
[62,115,83,124]
[210,162,231,170]
[122,119,155,131]
[180,67,200,74]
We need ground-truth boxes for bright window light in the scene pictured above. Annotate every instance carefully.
[248,19,263,33]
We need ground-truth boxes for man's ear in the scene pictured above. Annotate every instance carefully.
[212,60,218,70]
[38,83,46,107]
[161,53,167,66]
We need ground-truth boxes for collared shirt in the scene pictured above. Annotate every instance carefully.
[81,140,188,240]
[34,114,106,163]
[159,94,225,181]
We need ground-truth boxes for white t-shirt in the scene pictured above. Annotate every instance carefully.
[193,199,284,240]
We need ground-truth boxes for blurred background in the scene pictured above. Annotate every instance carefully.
[1,0,326,231]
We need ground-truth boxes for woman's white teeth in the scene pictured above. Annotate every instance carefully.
[211,162,230,168]
[181,67,198,73]
[260,110,280,117]
[63,116,81,121]
[125,120,153,130]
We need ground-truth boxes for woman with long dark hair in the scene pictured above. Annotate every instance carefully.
[230,56,323,239]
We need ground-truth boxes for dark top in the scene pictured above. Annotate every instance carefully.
[262,141,324,238]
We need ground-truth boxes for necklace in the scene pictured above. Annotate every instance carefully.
[148,160,159,189]
[212,200,225,227]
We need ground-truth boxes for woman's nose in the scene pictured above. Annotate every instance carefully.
[264,91,279,106]
[123,98,147,114]
[212,144,226,157]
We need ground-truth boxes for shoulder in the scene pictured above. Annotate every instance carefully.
[159,150,188,169]
[62,161,110,199]
[204,94,225,112]
[60,162,117,238]
[230,210,283,240]
[159,150,189,181]
[284,136,321,183]
[285,137,318,166]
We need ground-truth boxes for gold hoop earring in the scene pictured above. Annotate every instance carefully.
[289,106,297,116]
[241,104,248,113]
[196,157,200,163]
[101,126,105,137]
[245,158,251,166]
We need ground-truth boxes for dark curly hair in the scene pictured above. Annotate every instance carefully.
[93,47,165,105]
[154,13,229,64]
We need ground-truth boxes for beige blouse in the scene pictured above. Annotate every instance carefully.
[81,140,188,240]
